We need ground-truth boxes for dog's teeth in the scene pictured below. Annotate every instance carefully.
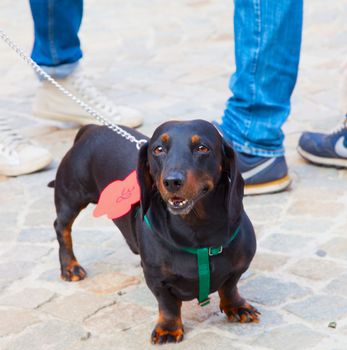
[169,199,188,207]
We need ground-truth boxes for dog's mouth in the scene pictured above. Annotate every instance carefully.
[168,196,189,209]
[166,186,210,215]
[167,196,193,215]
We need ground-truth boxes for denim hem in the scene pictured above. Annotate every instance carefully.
[232,140,285,158]
[213,120,285,157]
[37,62,80,80]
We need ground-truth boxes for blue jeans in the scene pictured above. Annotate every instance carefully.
[29,0,83,78]
[219,0,303,157]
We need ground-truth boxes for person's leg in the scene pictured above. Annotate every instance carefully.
[221,0,303,156]
[29,0,83,78]
[29,0,143,128]
[216,0,303,194]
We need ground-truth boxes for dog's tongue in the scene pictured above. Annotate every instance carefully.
[172,197,184,206]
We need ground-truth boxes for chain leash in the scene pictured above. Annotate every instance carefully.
[0,29,147,150]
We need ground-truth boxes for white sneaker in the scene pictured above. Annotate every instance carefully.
[32,67,143,128]
[0,118,52,176]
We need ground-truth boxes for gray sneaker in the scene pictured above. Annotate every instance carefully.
[33,67,143,128]
[0,118,52,176]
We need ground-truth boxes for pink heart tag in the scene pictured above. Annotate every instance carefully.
[93,170,141,219]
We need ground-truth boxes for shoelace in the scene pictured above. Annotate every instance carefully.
[330,115,347,135]
[71,74,122,119]
[0,118,27,155]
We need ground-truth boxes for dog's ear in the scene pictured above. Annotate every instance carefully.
[221,139,244,221]
[137,143,153,217]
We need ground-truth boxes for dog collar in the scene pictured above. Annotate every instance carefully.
[143,214,240,307]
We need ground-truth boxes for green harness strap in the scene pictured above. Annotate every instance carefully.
[143,214,240,307]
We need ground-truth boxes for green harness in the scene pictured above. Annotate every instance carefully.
[143,214,240,307]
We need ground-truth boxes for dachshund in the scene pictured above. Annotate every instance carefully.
[50,119,259,344]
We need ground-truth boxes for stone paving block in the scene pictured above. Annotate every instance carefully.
[288,200,344,218]
[181,294,220,324]
[260,233,312,254]
[320,237,347,260]
[332,223,347,235]
[166,331,243,350]
[101,252,142,274]
[216,306,284,337]
[314,338,347,350]
[0,228,19,242]
[0,280,8,293]
[71,328,247,350]
[324,274,347,297]
[0,261,35,281]
[279,218,332,235]
[121,284,157,310]
[251,252,289,272]
[0,309,40,337]
[23,209,56,228]
[78,271,140,295]
[0,211,19,228]
[17,228,55,243]
[72,229,115,246]
[0,288,55,309]
[252,324,325,350]
[244,205,284,224]
[1,244,53,262]
[73,209,116,230]
[292,187,345,202]
[287,257,346,281]
[243,191,290,207]
[239,276,310,306]
[285,295,347,322]
[40,292,117,322]
[2,319,89,350]
[73,246,115,264]
[39,267,62,282]
[84,301,154,335]
[69,325,153,350]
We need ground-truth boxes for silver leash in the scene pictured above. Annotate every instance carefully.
[0,29,147,150]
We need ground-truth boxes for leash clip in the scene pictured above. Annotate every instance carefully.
[208,246,223,256]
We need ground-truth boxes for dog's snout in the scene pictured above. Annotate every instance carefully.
[163,173,185,193]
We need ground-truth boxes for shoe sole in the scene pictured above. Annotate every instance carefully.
[1,154,52,177]
[297,146,347,168]
[244,175,291,196]
[33,109,143,129]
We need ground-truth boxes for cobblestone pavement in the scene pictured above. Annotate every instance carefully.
[1,1,347,349]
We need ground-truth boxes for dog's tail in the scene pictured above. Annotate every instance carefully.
[47,180,55,188]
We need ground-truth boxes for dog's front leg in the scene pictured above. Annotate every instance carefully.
[218,273,260,323]
[151,287,184,344]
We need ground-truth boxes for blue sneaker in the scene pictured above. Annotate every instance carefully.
[237,153,291,195]
[297,116,347,168]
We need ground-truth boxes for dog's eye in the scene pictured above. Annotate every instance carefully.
[195,145,209,153]
[153,146,165,155]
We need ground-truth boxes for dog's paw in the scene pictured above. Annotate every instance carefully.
[220,302,260,323]
[61,262,87,282]
[151,325,184,344]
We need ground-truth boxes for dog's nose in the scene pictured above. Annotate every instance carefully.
[163,173,185,193]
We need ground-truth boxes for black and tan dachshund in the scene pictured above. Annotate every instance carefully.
[51,119,259,344]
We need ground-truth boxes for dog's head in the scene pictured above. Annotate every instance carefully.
[137,120,243,219]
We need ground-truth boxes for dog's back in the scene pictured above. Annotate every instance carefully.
[51,124,147,280]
